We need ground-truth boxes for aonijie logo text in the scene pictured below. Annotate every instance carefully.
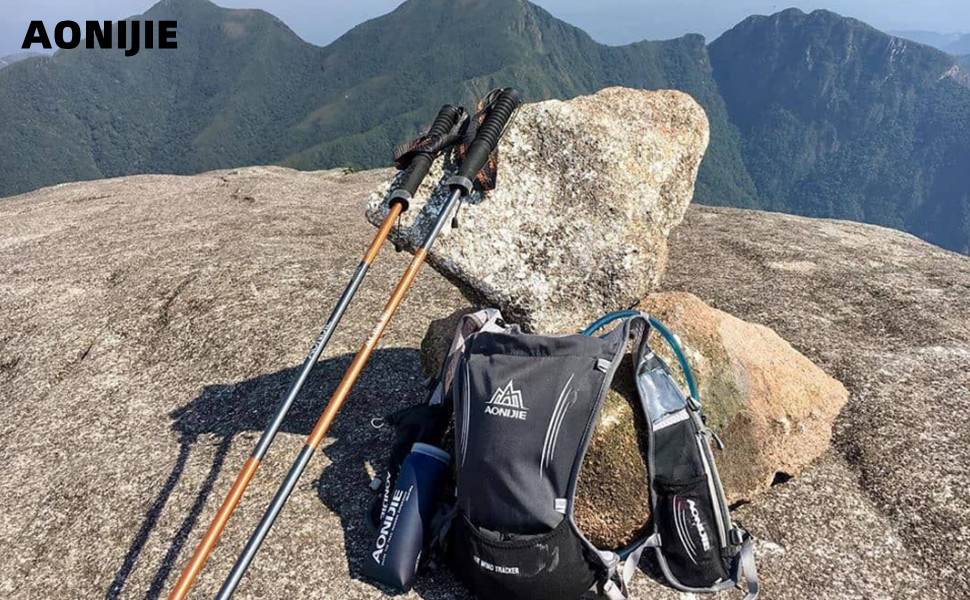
[484,380,527,421]
[22,20,177,57]
[673,495,712,564]
[371,485,413,565]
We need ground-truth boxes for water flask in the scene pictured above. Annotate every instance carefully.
[362,442,451,591]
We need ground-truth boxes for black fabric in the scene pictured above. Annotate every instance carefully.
[466,328,614,360]
[652,417,703,485]
[653,477,731,587]
[454,331,619,534]
[633,314,747,592]
[431,311,754,599]
[448,326,625,600]
[451,513,597,600]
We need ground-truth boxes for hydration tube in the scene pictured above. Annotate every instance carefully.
[583,309,702,561]
[582,309,699,402]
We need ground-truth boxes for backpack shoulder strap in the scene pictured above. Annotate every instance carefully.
[584,311,759,600]
[428,308,515,407]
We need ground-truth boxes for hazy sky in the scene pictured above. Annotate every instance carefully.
[3,0,969,56]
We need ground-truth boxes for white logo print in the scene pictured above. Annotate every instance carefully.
[673,495,712,565]
[484,380,528,421]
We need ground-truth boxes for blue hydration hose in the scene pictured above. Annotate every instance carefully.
[582,310,699,402]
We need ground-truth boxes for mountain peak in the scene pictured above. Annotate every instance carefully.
[776,7,808,18]
[140,0,306,46]
[730,7,877,36]
[146,0,218,13]
[142,0,223,19]
[152,0,219,9]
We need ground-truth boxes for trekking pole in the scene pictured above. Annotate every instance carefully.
[165,104,465,600]
[213,88,522,600]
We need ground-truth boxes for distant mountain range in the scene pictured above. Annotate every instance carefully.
[1,0,969,254]
[713,9,970,253]
[947,35,970,55]
[0,0,757,210]
[891,30,970,56]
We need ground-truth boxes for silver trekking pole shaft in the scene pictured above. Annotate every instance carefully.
[165,104,465,600]
[213,88,521,600]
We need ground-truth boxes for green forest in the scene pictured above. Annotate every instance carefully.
[1,0,968,253]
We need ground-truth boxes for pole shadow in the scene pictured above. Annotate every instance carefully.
[106,347,467,600]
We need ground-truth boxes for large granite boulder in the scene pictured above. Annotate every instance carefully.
[419,293,848,547]
[366,87,710,333]
[634,292,850,500]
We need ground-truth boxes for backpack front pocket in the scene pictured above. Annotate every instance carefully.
[653,476,731,588]
[451,513,597,600]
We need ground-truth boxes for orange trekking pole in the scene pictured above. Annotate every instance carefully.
[165,104,466,600]
[213,88,522,600]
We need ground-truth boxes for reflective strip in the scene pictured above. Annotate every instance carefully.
[696,436,728,547]
[673,496,698,564]
[653,409,689,431]
[460,364,470,466]
[540,373,575,473]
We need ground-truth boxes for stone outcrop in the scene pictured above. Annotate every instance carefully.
[634,292,849,500]
[1,167,968,600]
[367,87,710,333]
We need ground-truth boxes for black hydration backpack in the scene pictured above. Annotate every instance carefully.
[427,308,759,600]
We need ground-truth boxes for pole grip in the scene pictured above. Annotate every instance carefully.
[455,88,521,185]
[390,105,463,210]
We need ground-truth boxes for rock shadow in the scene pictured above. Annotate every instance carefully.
[106,347,466,600]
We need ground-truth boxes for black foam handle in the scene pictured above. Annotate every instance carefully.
[456,88,521,183]
[393,105,463,205]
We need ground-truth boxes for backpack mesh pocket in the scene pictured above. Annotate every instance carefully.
[451,513,597,600]
[653,476,730,588]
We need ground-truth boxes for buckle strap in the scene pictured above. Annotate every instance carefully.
[599,543,647,600]
[733,532,760,600]
[427,503,459,558]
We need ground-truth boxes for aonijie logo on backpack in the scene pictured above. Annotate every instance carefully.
[485,380,528,420]
[674,495,712,564]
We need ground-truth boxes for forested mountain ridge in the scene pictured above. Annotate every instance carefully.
[1,0,969,253]
[0,53,43,70]
[278,0,758,208]
[0,0,328,195]
[709,8,970,253]
[0,0,756,208]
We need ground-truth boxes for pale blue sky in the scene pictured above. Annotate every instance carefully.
[3,0,969,56]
